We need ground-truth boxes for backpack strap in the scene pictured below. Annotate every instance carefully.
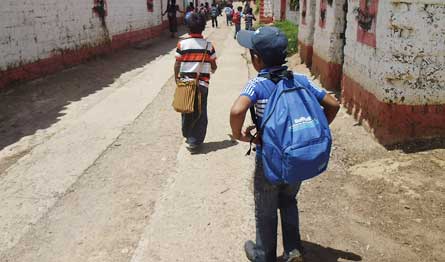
[245,106,259,156]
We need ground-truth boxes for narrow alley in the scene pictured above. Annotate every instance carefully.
[1,7,445,262]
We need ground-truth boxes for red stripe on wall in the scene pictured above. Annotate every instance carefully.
[342,74,445,145]
[298,40,313,68]
[311,51,342,91]
[0,20,175,90]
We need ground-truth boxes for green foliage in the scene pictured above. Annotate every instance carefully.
[273,20,299,55]
[255,0,260,15]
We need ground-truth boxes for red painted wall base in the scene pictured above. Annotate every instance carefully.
[0,21,170,90]
[259,0,274,24]
[298,41,313,68]
[311,51,342,91]
[342,74,445,145]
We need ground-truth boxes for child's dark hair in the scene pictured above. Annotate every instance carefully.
[187,13,206,34]
[250,49,287,68]
[247,7,253,14]
[237,6,242,11]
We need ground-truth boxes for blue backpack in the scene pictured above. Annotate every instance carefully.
[252,71,332,184]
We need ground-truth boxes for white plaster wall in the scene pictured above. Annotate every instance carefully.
[263,0,274,18]
[286,0,300,25]
[0,0,166,71]
[298,0,316,45]
[343,0,445,105]
[273,0,281,20]
[313,0,346,64]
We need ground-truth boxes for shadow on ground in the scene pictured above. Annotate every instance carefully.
[277,241,362,262]
[385,137,445,154]
[0,27,186,155]
[193,138,239,155]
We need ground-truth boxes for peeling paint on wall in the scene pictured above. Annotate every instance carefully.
[343,0,445,105]
[298,0,316,46]
[0,0,179,73]
[313,0,346,64]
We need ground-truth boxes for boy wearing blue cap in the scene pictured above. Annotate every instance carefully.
[230,27,340,262]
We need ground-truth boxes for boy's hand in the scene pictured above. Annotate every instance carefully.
[239,126,260,145]
[238,125,257,143]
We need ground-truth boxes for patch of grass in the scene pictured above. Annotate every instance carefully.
[255,0,260,15]
[273,20,299,55]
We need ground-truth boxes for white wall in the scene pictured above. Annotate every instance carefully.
[0,0,172,71]
[343,0,445,105]
[298,0,316,45]
[263,0,274,18]
[313,0,346,64]
[272,0,281,20]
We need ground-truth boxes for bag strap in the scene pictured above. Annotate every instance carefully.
[196,42,210,82]
[245,106,259,156]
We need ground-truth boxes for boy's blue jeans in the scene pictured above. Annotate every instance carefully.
[253,158,302,262]
[234,23,241,38]
[181,85,208,146]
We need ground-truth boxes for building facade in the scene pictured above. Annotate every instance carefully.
[298,0,445,145]
[260,0,300,25]
[0,0,183,89]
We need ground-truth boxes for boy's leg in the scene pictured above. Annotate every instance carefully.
[234,24,240,39]
[278,182,303,257]
[212,17,215,27]
[183,85,208,146]
[253,159,279,262]
[226,14,229,26]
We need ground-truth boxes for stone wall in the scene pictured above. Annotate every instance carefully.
[311,0,346,90]
[342,0,445,144]
[298,0,316,66]
[0,0,182,89]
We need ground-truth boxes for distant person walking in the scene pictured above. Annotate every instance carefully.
[224,5,234,26]
[174,13,218,152]
[162,0,183,38]
[184,2,195,25]
[210,3,219,28]
[232,6,243,39]
[243,0,251,14]
[244,8,256,31]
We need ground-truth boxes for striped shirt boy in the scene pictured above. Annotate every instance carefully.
[244,13,256,30]
[175,34,217,87]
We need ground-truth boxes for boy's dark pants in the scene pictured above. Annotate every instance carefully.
[254,158,302,262]
[234,23,241,39]
[182,85,208,146]
[226,14,232,25]
[211,16,218,27]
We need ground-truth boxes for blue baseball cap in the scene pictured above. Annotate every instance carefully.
[237,27,288,66]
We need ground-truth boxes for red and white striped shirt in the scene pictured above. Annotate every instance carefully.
[175,34,217,87]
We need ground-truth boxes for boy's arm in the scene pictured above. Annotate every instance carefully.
[230,96,256,142]
[174,61,181,83]
[320,93,340,124]
[210,60,217,73]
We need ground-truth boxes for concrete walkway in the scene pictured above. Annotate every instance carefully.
[130,23,255,262]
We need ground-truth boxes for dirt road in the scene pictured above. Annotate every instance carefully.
[0,19,444,262]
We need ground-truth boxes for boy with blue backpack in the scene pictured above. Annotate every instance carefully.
[230,27,340,262]
[210,3,219,28]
